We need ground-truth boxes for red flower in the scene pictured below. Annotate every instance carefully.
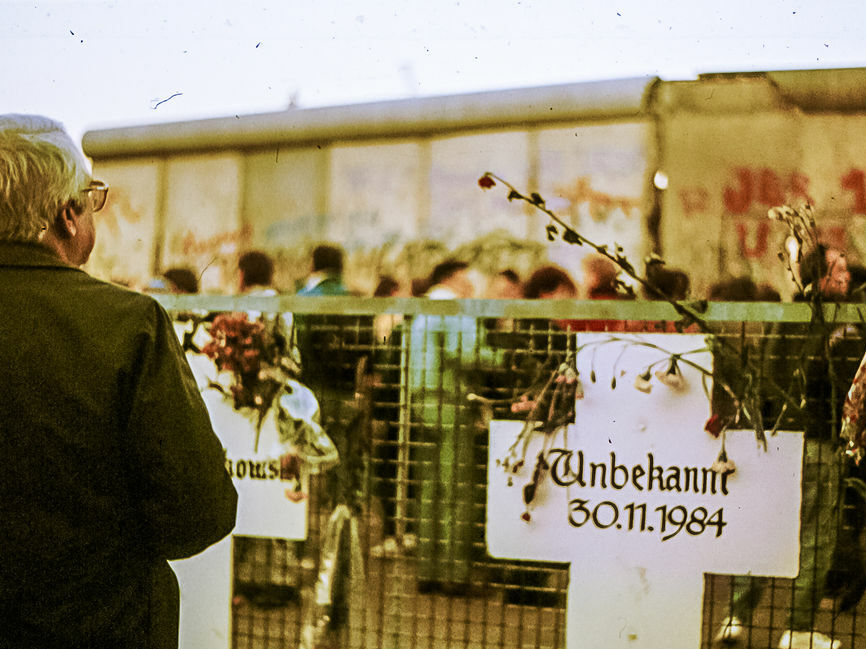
[478,175,496,189]
[521,511,531,522]
[704,414,724,438]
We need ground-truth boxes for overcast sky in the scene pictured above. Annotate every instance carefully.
[4,0,865,144]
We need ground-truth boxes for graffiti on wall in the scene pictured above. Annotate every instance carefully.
[88,187,151,286]
[678,166,866,219]
[720,166,866,217]
[553,177,641,224]
[264,214,328,245]
[180,224,253,258]
[163,223,551,297]
[677,166,866,263]
[96,186,144,236]
[722,167,813,215]
[841,168,866,214]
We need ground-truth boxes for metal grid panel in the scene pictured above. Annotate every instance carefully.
[167,298,866,649]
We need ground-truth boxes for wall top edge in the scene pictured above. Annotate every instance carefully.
[82,76,659,158]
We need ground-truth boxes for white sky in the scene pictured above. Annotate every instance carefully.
[4,0,865,144]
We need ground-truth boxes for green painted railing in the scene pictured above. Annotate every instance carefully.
[152,294,866,323]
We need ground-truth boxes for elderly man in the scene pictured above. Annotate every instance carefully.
[0,115,237,647]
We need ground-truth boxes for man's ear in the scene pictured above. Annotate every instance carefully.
[55,201,82,238]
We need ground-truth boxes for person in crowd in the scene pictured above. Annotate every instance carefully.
[576,253,630,332]
[482,268,523,339]
[372,274,404,342]
[297,243,351,296]
[162,266,199,294]
[582,254,619,299]
[708,276,759,302]
[521,264,581,341]
[717,243,854,649]
[756,284,782,302]
[800,244,850,301]
[643,261,691,300]
[238,249,276,295]
[637,260,693,332]
[0,114,237,647]
[408,259,500,594]
[522,264,577,300]
[707,276,782,304]
[374,274,401,297]
[486,268,523,300]
[144,270,196,295]
[846,263,866,301]
[411,275,432,297]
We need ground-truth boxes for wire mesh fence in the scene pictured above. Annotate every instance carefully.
[162,296,866,649]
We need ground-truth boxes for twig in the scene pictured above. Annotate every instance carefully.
[478,172,809,439]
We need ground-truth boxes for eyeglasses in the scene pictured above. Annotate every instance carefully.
[81,180,109,212]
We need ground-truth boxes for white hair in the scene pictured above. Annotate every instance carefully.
[0,114,92,242]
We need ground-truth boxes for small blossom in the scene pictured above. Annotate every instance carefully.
[710,447,736,476]
[478,175,496,189]
[521,511,531,522]
[655,357,685,390]
[634,369,653,394]
[710,458,737,476]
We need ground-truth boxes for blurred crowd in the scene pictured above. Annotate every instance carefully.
[143,241,866,306]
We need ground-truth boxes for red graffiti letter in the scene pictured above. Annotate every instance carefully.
[841,168,866,214]
[736,221,769,259]
[679,188,709,217]
[788,172,813,204]
[757,168,784,207]
[723,168,752,214]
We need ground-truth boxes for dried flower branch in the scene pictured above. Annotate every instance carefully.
[479,172,810,446]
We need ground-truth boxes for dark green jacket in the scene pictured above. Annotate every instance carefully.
[0,242,237,648]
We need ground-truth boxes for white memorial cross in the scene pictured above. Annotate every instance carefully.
[487,333,804,649]
[170,340,309,648]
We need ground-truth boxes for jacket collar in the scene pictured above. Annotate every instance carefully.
[0,241,78,270]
